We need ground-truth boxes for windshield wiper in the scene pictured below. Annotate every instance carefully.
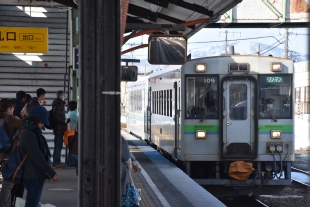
[199,107,215,122]
[263,105,277,122]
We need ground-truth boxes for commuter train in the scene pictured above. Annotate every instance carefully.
[125,55,294,195]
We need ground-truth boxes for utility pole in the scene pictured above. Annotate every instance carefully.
[219,30,241,54]
[284,28,289,58]
[79,1,121,206]
[224,30,228,54]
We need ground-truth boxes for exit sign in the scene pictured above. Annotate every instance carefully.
[0,27,48,53]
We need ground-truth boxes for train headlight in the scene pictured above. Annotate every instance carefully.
[271,130,282,139]
[271,63,282,72]
[196,130,207,139]
[195,64,206,73]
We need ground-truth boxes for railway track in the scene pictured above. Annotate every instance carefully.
[291,167,310,187]
[217,196,269,207]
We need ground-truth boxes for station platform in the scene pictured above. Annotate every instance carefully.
[121,131,225,207]
[0,131,226,207]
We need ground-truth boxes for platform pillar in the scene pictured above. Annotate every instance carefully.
[79,1,121,206]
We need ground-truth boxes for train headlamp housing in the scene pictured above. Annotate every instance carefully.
[228,63,249,72]
[271,130,282,139]
[271,63,282,72]
[196,130,207,139]
[195,64,206,73]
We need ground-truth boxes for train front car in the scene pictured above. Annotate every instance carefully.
[181,55,294,195]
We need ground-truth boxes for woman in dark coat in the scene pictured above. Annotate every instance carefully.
[20,105,60,207]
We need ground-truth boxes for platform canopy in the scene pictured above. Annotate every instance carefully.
[0,0,309,38]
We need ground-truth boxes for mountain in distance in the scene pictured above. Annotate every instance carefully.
[122,41,308,74]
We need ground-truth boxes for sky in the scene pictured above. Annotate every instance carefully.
[121,28,309,67]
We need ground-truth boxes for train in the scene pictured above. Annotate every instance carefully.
[125,54,294,195]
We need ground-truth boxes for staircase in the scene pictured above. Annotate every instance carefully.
[0,5,70,163]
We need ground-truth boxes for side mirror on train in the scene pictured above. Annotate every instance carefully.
[121,66,138,82]
[148,34,187,65]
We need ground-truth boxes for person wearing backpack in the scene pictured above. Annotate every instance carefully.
[0,99,23,207]
[20,105,60,207]
[52,91,70,168]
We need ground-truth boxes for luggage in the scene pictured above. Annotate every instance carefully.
[121,172,141,207]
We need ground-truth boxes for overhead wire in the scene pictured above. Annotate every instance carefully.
[188,35,284,44]
[259,36,285,52]
[260,41,284,55]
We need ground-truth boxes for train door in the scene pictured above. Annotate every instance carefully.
[221,77,258,159]
[146,87,152,142]
[173,81,179,159]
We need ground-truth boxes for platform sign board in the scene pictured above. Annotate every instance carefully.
[0,27,48,53]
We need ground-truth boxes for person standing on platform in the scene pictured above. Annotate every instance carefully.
[66,101,79,168]
[20,94,33,118]
[25,94,32,105]
[121,136,141,198]
[52,91,70,168]
[20,105,60,207]
[21,88,46,117]
[29,88,47,109]
[13,91,26,118]
[0,99,23,207]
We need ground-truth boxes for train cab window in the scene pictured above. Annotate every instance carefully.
[259,75,292,119]
[185,75,219,119]
[229,84,248,120]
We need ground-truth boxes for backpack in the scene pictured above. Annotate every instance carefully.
[1,145,28,184]
[45,107,56,130]
[0,117,12,153]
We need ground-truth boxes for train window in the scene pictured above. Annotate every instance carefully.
[259,74,292,119]
[152,91,154,113]
[229,84,247,120]
[166,90,169,117]
[185,75,219,119]
[164,90,167,116]
[156,91,158,114]
[128,90,142,113]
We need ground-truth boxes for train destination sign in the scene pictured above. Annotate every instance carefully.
[0,27,48,53]
[266,76,283,83]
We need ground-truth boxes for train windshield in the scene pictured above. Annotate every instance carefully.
[259,74,292,119]
[185,75,219,119]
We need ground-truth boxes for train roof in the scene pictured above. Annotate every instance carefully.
[148,67,181,78]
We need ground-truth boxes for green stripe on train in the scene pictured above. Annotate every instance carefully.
[184,125,293,133]
[128,113,144,121]
[258,125,293,132]
[184,125,219,133]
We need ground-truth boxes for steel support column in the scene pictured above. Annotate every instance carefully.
[79,1,121,206]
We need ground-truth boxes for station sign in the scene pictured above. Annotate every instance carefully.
[0,27,48,53]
